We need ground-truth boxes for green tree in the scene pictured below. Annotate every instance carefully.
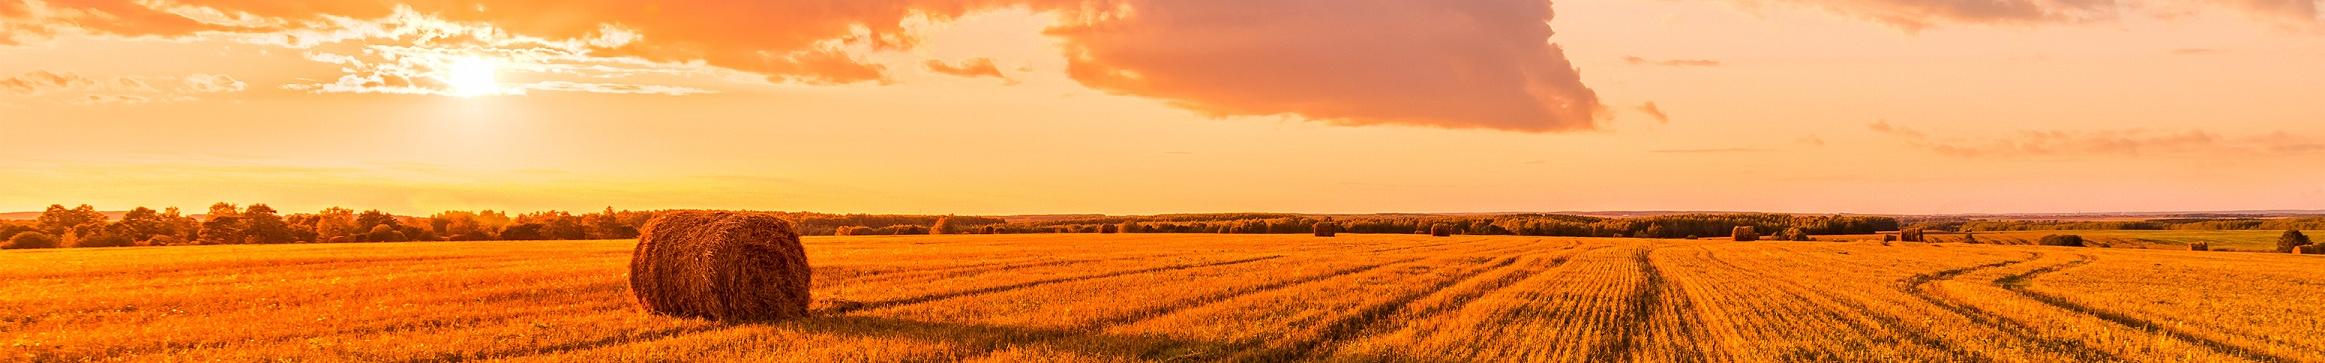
[2278,230,2313,253]
[930,217,953,235]
[197,202,244,245]
[241,204,297,244]
[117,207,169,243]
[36,204,105,235]
[67,224,136,248]
[5,231,61,249]
[314,207,359,243]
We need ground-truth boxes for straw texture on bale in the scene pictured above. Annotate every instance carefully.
[1731,226,1758,242]
[1429,224,1453,237]
[1313,222,1339,237]
[630,211,812,321]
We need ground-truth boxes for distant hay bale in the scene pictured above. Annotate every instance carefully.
[1313,222,1339,237]
[2188,243,2209,252]
[1899,228,1926,243]
[1429,223,1453,237]
[629,211,812,322]
[1731,226,1757,242]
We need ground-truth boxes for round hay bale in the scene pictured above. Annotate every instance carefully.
[1429,223,1453,237]
[1731,226,1758,242]
[1313,222,1339,237]
[2188,243,2209,252]
[629,211,812,321]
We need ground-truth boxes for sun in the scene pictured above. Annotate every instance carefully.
[445,57,502,97]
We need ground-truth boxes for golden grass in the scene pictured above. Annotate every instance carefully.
[3,234,2321,361]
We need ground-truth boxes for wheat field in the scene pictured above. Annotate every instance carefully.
[4,234,2321,362]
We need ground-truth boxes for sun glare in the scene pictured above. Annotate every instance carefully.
[445,57,501,97]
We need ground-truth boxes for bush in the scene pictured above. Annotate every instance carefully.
[2188,243,2209,252]
[2278,230,2312,253]
[143,235,186,246]
[5,232,61,249]
[2038,234,2085,247]
[70,233,136,248]
[834,226,872,236]
[1779,227,1810,241]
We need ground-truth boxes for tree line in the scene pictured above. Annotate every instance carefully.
[1920,218,2325,232]
[0,203,1007,249]
[16,202,2314,251]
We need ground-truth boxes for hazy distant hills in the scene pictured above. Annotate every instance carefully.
[8,210,2321,222]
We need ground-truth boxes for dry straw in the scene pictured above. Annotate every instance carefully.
[1732,226,1758,242]
[1313,222,1339,237]
[1429,223,1453,237]
[629,211,812,321]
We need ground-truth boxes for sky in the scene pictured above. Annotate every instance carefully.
[2,0,2322,216]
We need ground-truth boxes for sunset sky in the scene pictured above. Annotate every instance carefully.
[3,0,2322,216]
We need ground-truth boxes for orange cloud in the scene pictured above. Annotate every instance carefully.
[1,70,244,104]
[1751,0,2322,29]
[925,58,1009,80]
[5,0,1605,131]
[1635,102,1671,123]
[1051,0,1601,131]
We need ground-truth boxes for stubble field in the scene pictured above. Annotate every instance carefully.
[4,234,2322,362]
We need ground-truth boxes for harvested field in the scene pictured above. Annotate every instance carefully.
[3,234,2321,361]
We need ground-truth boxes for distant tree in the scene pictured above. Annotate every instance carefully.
[36,204,106,235]
[930,217,953,235]
[2038,234,2086,247]
[355,210,400,233]
[0,224,31,243]
[197,203,245,245]
[68,225,136,248]
[5,231,60,249]
[143,234,186,246]
[117,207,169,242]
[365,224,406,242]
[241,204,297,244]
[1779,227,1811,241]
[2278,230,2312,253]
[161,207,199,242]
[835,226,872,236]
[877,225,928,235]
[314,207,360,243]
[498,223,547,241]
